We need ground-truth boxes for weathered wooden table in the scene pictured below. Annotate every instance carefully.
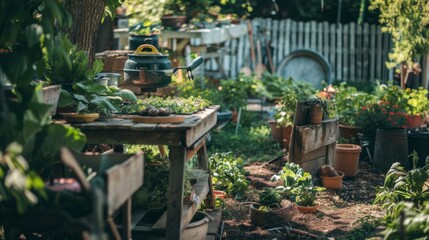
[69,106,219,240]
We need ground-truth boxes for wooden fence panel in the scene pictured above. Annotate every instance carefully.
[208,18,392,84]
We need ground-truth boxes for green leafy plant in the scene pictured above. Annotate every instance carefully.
[369,0,429,69]
[0,142,46,214]
[209,152,249,200]
[120,96,211,115]
[271,162,314,201]
[258,188,282,206]
[40,36,104,86]
[300,96,327,112]
[293,186,319,207]
[334,82,375,126]
[59,81,137,115]
[218,79,248,111]
[374,156,429,223]
[383,202,429,239]
[256,73,315,101]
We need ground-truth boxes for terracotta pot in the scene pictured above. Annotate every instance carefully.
[321,171,344,189]
[308,105,323,124]
[213,190,226,200]
[334,144,362,176]
[268,120,282,143]
[281,125,293,147]
[339,124,359,141]
[407,114,424,129]
[62,113,100,123]
[296,204,319,214]
[160,15,187,30]
[231,110,238,123]
[269,200,294,222]
[249,203,270,226]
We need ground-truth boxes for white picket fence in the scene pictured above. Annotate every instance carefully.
[207,18,393,84]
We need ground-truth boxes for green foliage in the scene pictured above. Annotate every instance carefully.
[0,0,72,86]
[369,0,429,68]
[59,82,137,114]
[256,73,315,101]
[209,113,283,163]
[384,202,429,239]
[334,82,375,126]
[40,36,104,85]
[209,152,249,199]
[120,96,211,115]
[258,188,282,206]
[270,162,316,202]
[374,159,429,223]
[293,186,319,207]
[0,142,46,214]
[347,216,382,240]
[218,79,248,111]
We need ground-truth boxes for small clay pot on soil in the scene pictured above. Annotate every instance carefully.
[249,203,271,226]
[296,204,319,214]
[320,171,344,189]
[213,190,226,200]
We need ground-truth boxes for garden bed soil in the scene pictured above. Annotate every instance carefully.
[220,156,387,239]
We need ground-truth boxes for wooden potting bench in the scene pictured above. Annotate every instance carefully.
[68,106,219,240]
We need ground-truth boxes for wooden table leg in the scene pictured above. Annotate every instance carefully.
[121,198,132,240]
[165,146,186,240]
[197,143,215,208]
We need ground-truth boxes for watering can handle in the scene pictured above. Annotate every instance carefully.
[188,56,204,71]
[134,44,161,55]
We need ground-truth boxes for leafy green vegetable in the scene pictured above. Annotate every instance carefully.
[209,152,248,200]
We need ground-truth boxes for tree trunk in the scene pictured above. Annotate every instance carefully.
[62,0,106,67]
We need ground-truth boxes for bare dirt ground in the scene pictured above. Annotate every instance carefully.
[219,156,387,239]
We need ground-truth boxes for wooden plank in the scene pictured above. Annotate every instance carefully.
[363,23,369,82]
[304,21,310,49]
[165,146,186,240]
[336,24,343,81]
[343,24,349,81]
[152,179,209,231]
[317,21,324,54]
[369,25,376,84]
[105,151,144,216]
[350,22,356,81]
[296,119,338,155]
[310,21,317,53]
[277,19,285,66]
[297,21,304,49]
[290,20,297,51]
[323,22,330,66]
[197,144,215,208]
[206,208,222,237]
[356,23,363,82]
[284,19,291,56]
[132,115,185,124]
[329,24,336,81]
[382,32,391,80]
[376,26,382,81]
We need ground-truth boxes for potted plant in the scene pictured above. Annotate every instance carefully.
[271,97,295,147]
[162,0,213,29]
[301,96,327,125]
[318,165,344,189]
[218,79,248,122]
[59,81,138,123]
[334,82,375,141]
[293,186,320,214]
[249,187,294,226]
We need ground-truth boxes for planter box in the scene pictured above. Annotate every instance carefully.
[0,150,144,239]
[290,119,339,176]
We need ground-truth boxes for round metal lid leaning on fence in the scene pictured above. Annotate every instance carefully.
[276,49,332,89]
